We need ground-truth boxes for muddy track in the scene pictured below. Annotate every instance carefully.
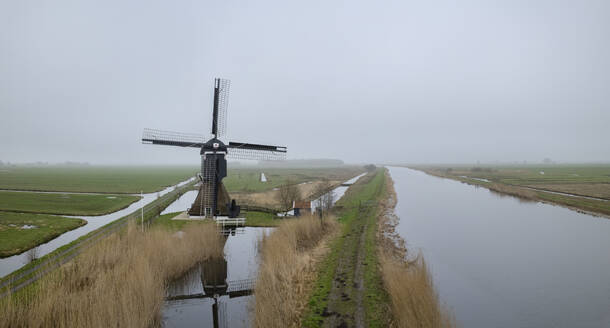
[322,204,371,328]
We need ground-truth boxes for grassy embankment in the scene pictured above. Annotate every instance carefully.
[0,212,86,258]
[0,165,197,193]
[253,214,340,327]
[0,222,224,327]
[412,165,610,217]
[301,169,391,327]
[0,191,140,216]
[378,172,454,327]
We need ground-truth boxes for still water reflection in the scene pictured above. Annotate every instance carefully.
[163,227,272,328]
[388,167,610,328]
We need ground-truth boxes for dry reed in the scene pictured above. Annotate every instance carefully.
[253,215,339,328]
[1,222,223,328]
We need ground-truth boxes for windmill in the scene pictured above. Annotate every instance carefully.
[142,78,287,218]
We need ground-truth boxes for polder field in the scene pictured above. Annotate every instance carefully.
[412,164,610,217]
[0,165,198,193]
[0,211,86,257]
[0,191,140,216]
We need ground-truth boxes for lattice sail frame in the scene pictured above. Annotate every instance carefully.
[226,147,286,161]
[142,128,205,147]
[214,79,230,138]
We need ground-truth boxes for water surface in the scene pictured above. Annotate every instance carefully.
[388,167,610,328]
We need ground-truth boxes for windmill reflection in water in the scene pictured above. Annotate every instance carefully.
[165,228,253,328]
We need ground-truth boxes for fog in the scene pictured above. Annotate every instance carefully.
[1,0,609,165]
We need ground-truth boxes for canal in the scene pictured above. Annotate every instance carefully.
[388,167,610,328]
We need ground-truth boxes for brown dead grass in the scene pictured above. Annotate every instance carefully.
[0,222,223,328]
[379,172,455,328]
[253,214,339,328]
[234,180,342,208]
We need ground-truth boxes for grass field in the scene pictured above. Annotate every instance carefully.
[413,164,610,217]
[0,211,86,258]
[0,166,197,193]
[224,167,364,193]
[0,191,140,216]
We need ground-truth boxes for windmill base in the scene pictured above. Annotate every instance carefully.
[188,182,241,218]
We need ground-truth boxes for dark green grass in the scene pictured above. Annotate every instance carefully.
[302,169,390,327]
[223,167,364,193]
[152,212,206,230]
[243,211,283,227]
[152,211,282,230]
[0,212,86,257]
[0,166,197,193]
[0,191,140,216]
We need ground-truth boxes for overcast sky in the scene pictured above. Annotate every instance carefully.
[1,0,609,165]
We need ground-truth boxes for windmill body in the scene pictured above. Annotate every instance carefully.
[142,78,286,219]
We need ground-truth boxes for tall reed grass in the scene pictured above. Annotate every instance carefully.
[1,222,223,328]
[253,215,339,328]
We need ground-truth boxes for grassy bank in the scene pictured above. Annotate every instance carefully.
[0,166,197,193]
[0,222,223,327]
[413,166,610,217]
[253,214,339,327]
[0,212,86,258]
[379,172,454,327]
[302,169,391,327]
[0,191,140,216]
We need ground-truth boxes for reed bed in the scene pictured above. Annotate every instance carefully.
[253,214,339,328]
[1,222,223,328]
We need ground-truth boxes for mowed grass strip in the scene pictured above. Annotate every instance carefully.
[0,166,197,193]
[0,191,140,216]
[0,211,86,257]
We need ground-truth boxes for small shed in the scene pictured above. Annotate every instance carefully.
[293,201,312,217]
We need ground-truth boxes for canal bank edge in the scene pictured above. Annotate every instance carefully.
[412,167,610,219]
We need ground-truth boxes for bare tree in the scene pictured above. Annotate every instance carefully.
[276,179,301,216]
[314,179,335,216]
[25,247,39,264]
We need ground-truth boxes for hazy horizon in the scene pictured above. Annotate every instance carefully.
[2,0,609,165]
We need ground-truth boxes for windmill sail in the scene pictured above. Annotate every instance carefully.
[227,142,287,161]
[211,78,230,139]
[142,128,205,148]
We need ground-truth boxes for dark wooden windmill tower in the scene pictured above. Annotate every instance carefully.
[142,78,286,218]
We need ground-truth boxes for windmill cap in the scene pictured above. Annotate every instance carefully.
[201,138,227,154]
